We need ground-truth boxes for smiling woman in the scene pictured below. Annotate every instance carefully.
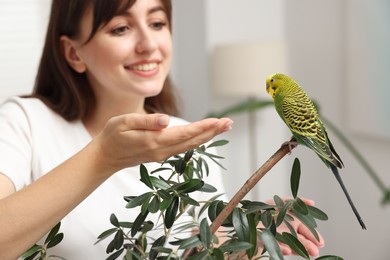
[0,0,233,259]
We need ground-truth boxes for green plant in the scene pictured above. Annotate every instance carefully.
[22,222,65,260]
[95,141,342,259]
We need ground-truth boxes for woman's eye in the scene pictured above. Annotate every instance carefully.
[150,21,167,30]
[111,25,129,35]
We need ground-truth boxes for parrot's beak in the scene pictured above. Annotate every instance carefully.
[266,82,270,93]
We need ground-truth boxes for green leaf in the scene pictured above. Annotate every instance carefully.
[315,255,344,260]
[198,194,224,218]
[283,219,297,238]
[157,190,172,201]
[174,179,204,194]
[164,196,179,229]
[124,249,143,260]
[21,245,42,258]
[140,164,153,189]
[291,158,301,198]
[126,192,153,209]
[148,195,161,213]
[308,205,329,221]
[106,248,125,260]
[180,194,200,206]
[107,230,124,254]
[260,229,284,260]
[208,200,224,222]
[292,197,309,215]
[232,208,249,241]
[149,236,166,260]
[219,241,253,253]
[281,232,309,259]
[175,158,187,174]
[198,183,218,193]
[207,139,229,148]
[246,213,258,258]
[110,213,120,227]
[276,203,290,227]
[150,176,171,190]
[95,228,119,245]
[184,149,194,162]
[170,235,202,249]
[211,248,224,259]
[261,210,273,229]
[199,218,212,249]
[131,211,149,237]
[160,197,173,211]
[45,222,61,244]
[47,233,64,248]
[291,211,320,242]
[141,193,154,214]
[273,195,285,208]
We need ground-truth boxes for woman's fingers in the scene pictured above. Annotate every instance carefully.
[297,222,325,248]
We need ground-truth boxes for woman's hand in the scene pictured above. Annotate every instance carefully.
[271,197,325,257]
[92,113,233,175]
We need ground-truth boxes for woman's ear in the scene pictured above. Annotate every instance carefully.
[60,35,86,73]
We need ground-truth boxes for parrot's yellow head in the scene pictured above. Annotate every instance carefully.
[266,73,284,99]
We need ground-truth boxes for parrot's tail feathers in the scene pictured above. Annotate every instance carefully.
[325,129,344,168]
[331,166,366,230]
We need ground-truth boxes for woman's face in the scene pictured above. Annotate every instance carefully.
[69,0,172,104]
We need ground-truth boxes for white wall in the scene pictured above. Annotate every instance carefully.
[0,0,51,100]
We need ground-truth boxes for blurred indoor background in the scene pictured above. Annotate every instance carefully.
[1,0,389,259]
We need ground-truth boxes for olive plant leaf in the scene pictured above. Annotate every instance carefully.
[291,158,301,198]
[140,164,153,189]
[125,192,153,209]
[131,211,149,237]
[232,208,249,241]
[219,241,253,253]
[110,214,120,227]
[308,205,329,221]
[164,196,179,229]
[292,197,309,215]
[149,235,166,260]
[282,232,310,259]
[170,236,202,249]
[21,245,42,259]
[199,218,212,249]
[315,255,344,260]
[260,229,284,260]
[45,222,61,244]
[207,140,229,148]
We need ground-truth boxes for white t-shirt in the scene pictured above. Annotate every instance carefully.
[0,97,227,259]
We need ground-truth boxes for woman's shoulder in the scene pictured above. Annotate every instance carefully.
[0,96,72,131]
[0,96,54,116]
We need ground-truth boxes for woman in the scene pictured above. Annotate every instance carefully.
[0,0,322,259]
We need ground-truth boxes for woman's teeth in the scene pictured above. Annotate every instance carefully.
[130,63,158,71]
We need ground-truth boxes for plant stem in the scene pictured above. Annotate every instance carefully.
[182,141,296,257]
[209,142,295,235]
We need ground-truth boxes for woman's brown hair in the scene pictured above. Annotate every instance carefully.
[28,0,178,121]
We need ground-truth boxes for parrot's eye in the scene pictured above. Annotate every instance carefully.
[270,79,274,82]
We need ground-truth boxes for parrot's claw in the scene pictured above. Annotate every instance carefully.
[282,137,298,154]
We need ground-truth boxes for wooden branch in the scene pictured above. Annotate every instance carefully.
[183,141,297,257]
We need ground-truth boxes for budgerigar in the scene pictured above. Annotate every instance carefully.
[266,73,366,230]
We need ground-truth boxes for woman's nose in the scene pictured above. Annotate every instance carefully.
[135,28,158,54]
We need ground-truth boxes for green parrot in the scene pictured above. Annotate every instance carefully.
[266,73,366,230]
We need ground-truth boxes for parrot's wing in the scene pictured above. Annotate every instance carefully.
[282,97,341,168]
